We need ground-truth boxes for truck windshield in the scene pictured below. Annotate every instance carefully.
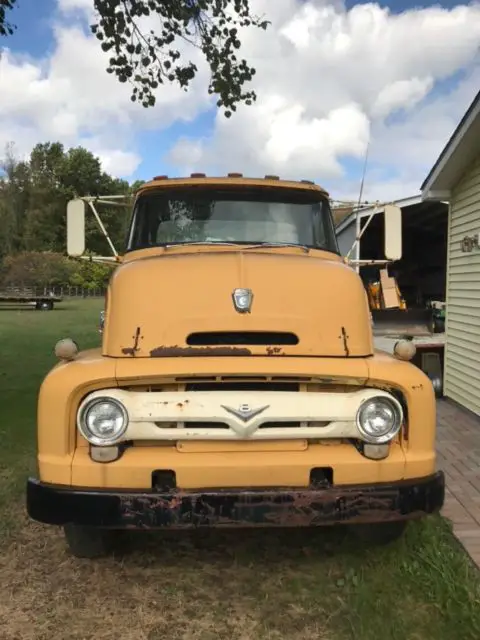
[127,186,339,253]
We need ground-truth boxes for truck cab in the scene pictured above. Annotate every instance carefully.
[26,174,445,558]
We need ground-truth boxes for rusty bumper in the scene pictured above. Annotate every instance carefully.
[26,472,444,529]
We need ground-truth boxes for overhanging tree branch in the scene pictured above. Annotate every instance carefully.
[0,0,17,37]
[91,0,269,117]
[0,1,269,117]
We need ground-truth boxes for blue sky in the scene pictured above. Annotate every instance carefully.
[1,0,479,200]
[2,0,217,181]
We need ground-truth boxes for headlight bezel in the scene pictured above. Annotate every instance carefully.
[77,396,129,446]
[356,395,403,444]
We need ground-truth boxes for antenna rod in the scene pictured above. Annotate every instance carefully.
[346,140,371,270]
[356,140,370,213]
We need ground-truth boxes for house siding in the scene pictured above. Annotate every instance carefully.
[444,154,480,415]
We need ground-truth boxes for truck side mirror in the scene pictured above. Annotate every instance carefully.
[67,199,86,256]
[384,204,402,261]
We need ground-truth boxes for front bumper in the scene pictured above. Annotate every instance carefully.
[27,471,444,529]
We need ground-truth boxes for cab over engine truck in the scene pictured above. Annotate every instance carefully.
[26,174,445,558]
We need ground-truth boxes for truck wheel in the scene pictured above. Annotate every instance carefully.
[350,521,407,545]
[430,316,445,334]
[428,372,443,397]
[63,524,117,558]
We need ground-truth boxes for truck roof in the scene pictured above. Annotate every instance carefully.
[137,174,329,196]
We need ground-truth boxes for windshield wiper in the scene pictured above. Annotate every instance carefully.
[240,242,310,253]
[163,241,310,253]
[164,241,240,248]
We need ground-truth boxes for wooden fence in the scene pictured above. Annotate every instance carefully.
[0,285,106,298]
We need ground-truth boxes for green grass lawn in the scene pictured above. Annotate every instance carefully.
[1,298,480,640]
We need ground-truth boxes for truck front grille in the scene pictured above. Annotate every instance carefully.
[124,377,354,394]
[185,382,299,392]
[153,420,331,430]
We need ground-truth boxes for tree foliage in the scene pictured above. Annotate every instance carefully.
[92,0,268,116]
[0,1,269,117]
[0,0,16,37]
[2,251,115,289]
[2,251,76,288]
[0,142,131,289]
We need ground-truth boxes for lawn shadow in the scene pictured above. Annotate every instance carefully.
[0,305,71,312]
[121,524,357,565]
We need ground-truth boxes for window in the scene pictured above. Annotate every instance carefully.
[128,186,339,253]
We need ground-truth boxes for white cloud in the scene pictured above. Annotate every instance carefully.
[372,77,435,118]
[168,137,205,173]
[365,65,480,194]
[166,0,480,199]
[1,0,479,195]
[57,0,92,9]
[91,148,141,177]
[178,97,371,180]
[0,1,212,177]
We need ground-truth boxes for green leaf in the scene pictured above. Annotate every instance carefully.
[87,0,269,116]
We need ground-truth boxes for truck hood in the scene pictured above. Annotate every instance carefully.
[103,249,373,358]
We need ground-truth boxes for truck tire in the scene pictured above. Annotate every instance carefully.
[434,318,445,333]
[350,521,407,545]
[63,524,118,558]
[429,315,445,334]
[428,372,443,398]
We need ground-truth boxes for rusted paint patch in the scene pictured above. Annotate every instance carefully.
[122,326,142,356]
[149,345,252,357]
[266,346,284,356]
[26,472,445,529]
[118,490,402,528]
[340,326,350,357]
[117,474,444,529]
[411,383,424,391]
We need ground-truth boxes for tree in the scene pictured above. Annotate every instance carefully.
[0,251,115,290]
[0,1,269,117]
[0,0,16,36]
[0,144,31,257]
[1,251,77,288]
[0,141,132,258]
[69,258,116,290]
[131,179,146,193]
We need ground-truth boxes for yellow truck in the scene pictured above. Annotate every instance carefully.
[26,174,445,558]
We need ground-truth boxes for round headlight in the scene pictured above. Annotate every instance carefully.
[356,396,403,444]
[78,397,128,446]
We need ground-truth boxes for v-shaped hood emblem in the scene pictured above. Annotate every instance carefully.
[220,403,270,422]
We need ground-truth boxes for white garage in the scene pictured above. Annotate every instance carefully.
[421,90,480,415]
